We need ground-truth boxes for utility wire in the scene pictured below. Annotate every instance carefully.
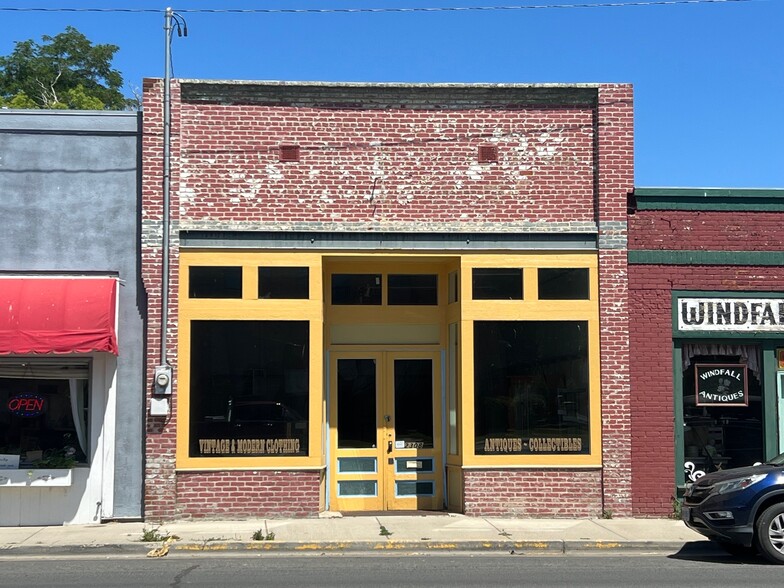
[0,0,762,15]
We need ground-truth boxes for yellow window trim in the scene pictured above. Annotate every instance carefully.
[458,260,603,467]
[178,251,325,470]
[177,250,603,470]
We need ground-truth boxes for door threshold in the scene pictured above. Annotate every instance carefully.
[339,510,449,517]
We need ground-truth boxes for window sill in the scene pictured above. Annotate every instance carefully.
[0,469,73,487]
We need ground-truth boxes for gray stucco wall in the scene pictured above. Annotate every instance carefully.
[0,110,144,519]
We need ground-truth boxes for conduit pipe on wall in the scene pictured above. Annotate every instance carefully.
[152,7,184,407]
[161,7,172,368]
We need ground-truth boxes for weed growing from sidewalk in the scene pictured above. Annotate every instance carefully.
[141,525,178,543]
[378,524,393,537]
[251,520,276,541]
[601,509,613,520]
[670,496,682,519]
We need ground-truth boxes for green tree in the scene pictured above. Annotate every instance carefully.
[0,26,133,110]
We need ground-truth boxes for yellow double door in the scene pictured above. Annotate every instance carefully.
[329,351,444,512]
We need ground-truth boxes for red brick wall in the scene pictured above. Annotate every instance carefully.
[174,471,320,519]
[142,80,634,519]
[177,103,596,226]
[629,209,784,516]
[142,78,180,521]
[464,470,602,517]
[596,86,634,517]
[630,211,784,251]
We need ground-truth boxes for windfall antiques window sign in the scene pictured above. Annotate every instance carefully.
[695,364,748,407]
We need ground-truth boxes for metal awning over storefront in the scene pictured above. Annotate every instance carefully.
[0,277,118,355]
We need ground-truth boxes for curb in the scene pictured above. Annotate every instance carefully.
[171,540,565,553]
[0,539,696,557]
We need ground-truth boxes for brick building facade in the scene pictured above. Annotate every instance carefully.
[141,79,633,519]
[629,188,784,516]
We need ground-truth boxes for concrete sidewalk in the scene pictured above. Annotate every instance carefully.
[0,513,707,557]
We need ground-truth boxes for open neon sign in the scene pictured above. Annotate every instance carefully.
[7,394,46,417]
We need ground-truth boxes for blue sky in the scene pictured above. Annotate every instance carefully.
[2,0,782,189]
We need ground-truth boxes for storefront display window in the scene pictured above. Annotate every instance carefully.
[682,346,763,476]
[189,320,309,457]
[474,321,589,455]
[0,372,89,468]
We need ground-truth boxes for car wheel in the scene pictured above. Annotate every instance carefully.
[715,540,756,557]
[755,503,784,564]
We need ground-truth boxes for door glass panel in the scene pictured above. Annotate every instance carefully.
[394,359,433,449]
[338,480,377,496]
[337,359,377,449]
[396,481,435,496]
[338,457,377,473]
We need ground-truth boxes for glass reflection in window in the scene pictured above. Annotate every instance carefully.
[189,321,309,457]
[473,321,589,455]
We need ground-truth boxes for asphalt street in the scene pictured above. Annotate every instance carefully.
[2,552,784,588]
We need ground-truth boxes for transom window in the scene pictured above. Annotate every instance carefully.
[258,267,309,299]
[189,266,242,299]
[331,273,439,306]
[472,268,523,300]
[538,268,589,300]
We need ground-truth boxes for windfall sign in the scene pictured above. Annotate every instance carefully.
[678,298,784,333]
[695,364,748,407]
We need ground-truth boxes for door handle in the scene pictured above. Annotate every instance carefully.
[387,441,393,454]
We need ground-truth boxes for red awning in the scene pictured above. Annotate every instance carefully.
[0,278,118,355]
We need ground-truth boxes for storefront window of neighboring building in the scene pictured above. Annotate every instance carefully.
[0,376,89,468]
[189,320,309,457]
[682,350,763,475]
[473,321,589,455]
